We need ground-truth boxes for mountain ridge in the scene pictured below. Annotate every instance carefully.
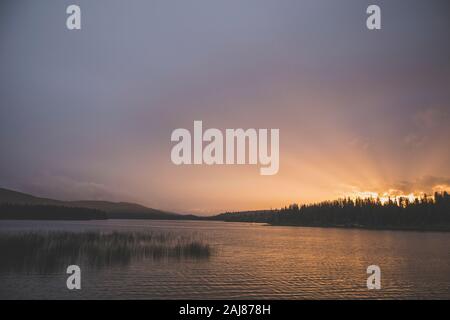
[0,187,194,220]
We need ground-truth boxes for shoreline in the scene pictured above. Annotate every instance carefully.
[267,222,450,233]
[1,218,449,233]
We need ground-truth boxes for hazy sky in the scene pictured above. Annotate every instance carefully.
[1,0,449,214]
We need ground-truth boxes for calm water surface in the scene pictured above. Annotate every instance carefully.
[0,220,449,299]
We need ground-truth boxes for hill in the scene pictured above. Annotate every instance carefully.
[0,187,190,220]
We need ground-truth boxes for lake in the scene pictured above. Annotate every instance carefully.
[0,219,449,299]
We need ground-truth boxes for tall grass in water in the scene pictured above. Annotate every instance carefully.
[0,231,211,273]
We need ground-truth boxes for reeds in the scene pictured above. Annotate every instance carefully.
[0,231,211,273]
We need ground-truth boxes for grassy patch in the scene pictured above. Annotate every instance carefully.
[0,231,211,273]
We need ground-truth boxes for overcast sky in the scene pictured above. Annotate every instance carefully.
[1,0,449,214]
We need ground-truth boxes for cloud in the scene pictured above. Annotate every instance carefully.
[413,108,443,128]
[342,176,450,201]
[347,137,370,150]
[404,133,426,148]
[392,176,450,195]
[405,107,449,148]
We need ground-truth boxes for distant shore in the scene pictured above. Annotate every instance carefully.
[2,187,449,233]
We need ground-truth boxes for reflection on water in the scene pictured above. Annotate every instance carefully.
[0,220,449,299]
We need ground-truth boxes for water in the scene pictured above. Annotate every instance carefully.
[0,220,449,299]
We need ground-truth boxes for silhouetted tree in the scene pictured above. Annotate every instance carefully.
[214,192,450,231]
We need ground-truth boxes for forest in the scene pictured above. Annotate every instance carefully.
[0,204,107,220]
[214,192,450,231]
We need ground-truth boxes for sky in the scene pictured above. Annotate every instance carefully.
[1,0,449,214]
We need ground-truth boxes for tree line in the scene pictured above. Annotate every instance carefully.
[214,192,450,231]
[0,204,107,220]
